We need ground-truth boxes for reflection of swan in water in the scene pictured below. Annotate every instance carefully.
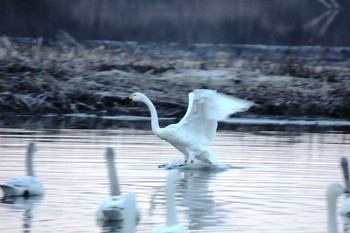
[317,0,340,9]
[150,169,225,230]
[152,170,188,233]
[0,143,44,197]
[128,90,253,169]
[177,170,225,229]
[326,182,345,233]
[303,9,339,36]
[1,195,43,233]
[96,148,139,223]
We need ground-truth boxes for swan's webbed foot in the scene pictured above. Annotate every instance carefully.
[158,163,168,169]
[158,159,188,169]
[173,163,187,168]
[172,159,193,168]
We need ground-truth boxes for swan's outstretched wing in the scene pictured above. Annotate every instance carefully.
[177,89,253,145]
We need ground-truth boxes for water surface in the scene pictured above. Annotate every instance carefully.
[0,125,350,232]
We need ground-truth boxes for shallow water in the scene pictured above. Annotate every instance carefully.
[0,125,350,233]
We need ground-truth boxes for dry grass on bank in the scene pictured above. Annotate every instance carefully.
[0,33,350,118]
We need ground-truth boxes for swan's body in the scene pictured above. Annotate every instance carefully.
[129,89,253,168]
[327,182,345,233]
[340,157,350,225]
[153,170,188,233]
[121,192,138,233]
[0,143,44,197]
[96,148,139,222]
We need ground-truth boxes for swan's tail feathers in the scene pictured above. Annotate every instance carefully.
[196,151,220,165]
[0,185,17,197]
[196,153,231,170]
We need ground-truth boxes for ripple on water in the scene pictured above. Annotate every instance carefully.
[0,126,350,232]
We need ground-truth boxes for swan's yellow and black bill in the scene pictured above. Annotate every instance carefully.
[129,93,136,100]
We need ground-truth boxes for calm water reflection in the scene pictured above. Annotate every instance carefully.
[0,126,350,232]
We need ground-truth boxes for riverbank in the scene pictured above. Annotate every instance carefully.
[1,35,350,120]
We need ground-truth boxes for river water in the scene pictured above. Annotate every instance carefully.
[0,120,350,233]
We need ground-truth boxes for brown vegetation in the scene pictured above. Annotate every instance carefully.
[0,34,350,119]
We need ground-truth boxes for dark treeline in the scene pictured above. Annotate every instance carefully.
[0,0,350,46]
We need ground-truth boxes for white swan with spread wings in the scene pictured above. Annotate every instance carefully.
[129,89,253,169]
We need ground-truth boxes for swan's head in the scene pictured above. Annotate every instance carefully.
[105,147,115,160]
[27,142,36,154]
[327,182,344,199]
[129,92,148,103]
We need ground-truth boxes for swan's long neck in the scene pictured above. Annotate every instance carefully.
[122,192,136,233]
[327,192,339,233]
[341,157,350,197]
[142,96,161,134]
[106,148,121,196]
[166,177,178,227]
[26,143,35,176]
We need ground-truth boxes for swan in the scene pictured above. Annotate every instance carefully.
[129,89,254,169]
[96,148,139,222]
[0,143,44,197]
[153,170,188,233]
[327,182,345,233]
[339,157,350,227]
[121,192,138,233]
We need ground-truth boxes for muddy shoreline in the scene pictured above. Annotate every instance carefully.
[1,35,350,121]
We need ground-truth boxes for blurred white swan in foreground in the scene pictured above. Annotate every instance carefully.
[121,192,138,233]
[339,157,350,231]
[96,148,139,222]
[327,182,346,233]
[129,89,253,169]
[0,143,44,197]
[153,170,188,233]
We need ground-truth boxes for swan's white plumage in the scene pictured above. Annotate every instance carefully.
[327,182,344,233]
[96,148,139,222]
[0,143,44,197]
[340,157,350,220]
[152,170,188,233]
[340,199,350,218]
[129,89,253,168]
[121,192,138,233]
